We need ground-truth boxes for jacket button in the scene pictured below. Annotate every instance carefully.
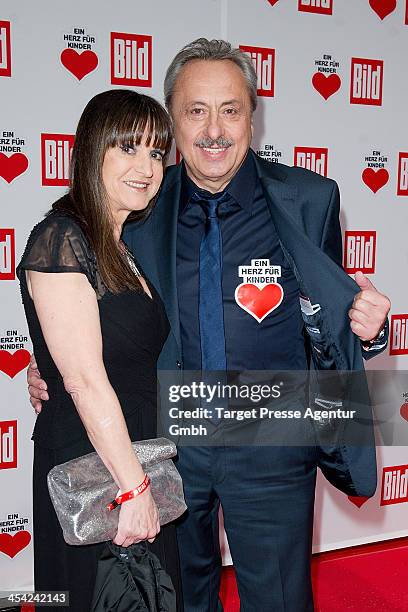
[176,360,182,368]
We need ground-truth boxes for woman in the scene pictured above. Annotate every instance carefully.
[17,89,182,610]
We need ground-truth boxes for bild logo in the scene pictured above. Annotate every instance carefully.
[41,134,74,187]
[350,57,383,106]
[0,229,15,281]
[0,421,17,470]
[343,231,376,274]
[381,464,408,506]
[397,153,408,196]
[390,315,408,356]
[240,46,275,97]
[298,0,333,15]
[0,21,11,77]
[294,147,328,176]
[111,32,152,87]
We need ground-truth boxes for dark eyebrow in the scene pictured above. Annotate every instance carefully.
[187,99,242,107]
[221,99,242,106]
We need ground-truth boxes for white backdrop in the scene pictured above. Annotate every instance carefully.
[1,0,407,593]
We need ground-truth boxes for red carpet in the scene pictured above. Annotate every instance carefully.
[17,538,408,611]
[219,537,408,611]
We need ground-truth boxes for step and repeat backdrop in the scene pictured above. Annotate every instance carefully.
[1,0,407,593]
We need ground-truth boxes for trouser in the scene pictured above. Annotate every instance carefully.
[175,444,317,612]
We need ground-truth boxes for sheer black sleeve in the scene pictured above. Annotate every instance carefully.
[17,213,97,290]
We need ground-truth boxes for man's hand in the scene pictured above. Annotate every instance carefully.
[27,354,49,414]
[348,271,391,342]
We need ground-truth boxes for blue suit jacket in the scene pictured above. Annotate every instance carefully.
[124,150,387,498]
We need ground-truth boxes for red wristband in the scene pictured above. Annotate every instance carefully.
[107,474,151,511]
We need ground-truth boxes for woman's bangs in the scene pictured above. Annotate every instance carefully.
[112,102,172,154]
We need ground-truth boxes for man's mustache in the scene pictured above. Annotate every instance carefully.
[194,136,234,148]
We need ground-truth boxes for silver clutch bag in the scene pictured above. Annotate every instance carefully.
[47,437,187,546]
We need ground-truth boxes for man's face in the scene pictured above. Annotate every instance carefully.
[170,59,253,193]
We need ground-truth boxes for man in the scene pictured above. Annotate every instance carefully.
[29,39,390,611]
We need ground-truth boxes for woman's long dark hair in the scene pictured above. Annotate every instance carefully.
[53,89,172,293]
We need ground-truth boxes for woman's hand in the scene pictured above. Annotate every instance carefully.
[113,488,160,547]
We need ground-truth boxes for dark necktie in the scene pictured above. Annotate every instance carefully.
[194,191,230,373]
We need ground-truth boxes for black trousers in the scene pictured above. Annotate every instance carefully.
[33,437,183,612]
[175,444,317,612]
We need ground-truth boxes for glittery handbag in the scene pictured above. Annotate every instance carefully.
[47,437,187,546]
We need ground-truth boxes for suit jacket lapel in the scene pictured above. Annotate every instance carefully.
[130,152,360,369]
[253,153,359,369]
[152,166,182,350]
[123,165,182,352]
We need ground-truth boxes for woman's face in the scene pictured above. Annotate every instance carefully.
[102,136,165,223]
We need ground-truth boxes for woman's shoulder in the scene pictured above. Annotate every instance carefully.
[18,195,96,282]
[30,196,88,243]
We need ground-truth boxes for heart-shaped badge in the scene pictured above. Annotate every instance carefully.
[0,153,29,183]
[362,168,389,193]
[400,403,408,422]
[0,349,31,379]
[312,73,341,100]
[369,0,396,20]
[0,531,31,559]
[60,49,98,81]
[235,283,284,323]
[348,495,370,508]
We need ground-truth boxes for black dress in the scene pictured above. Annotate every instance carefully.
[17,209,182,611]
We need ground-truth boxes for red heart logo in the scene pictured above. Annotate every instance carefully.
[348,495,370,508]
[0,349,31,379]
[0,531,31,558]
[362,168,389,193]
[312,73,341,100]
[235,283,284,322]
[369,0,396,20]
[267,0,279,5]
[400,403,408,422]
[0,153,29,183]
[60,49,98,81]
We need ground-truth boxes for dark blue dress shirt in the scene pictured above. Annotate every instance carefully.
[176,150,307,372]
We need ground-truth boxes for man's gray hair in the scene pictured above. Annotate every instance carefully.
[164,38,258,113]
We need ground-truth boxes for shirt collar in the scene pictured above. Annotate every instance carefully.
[179,149,257,216]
